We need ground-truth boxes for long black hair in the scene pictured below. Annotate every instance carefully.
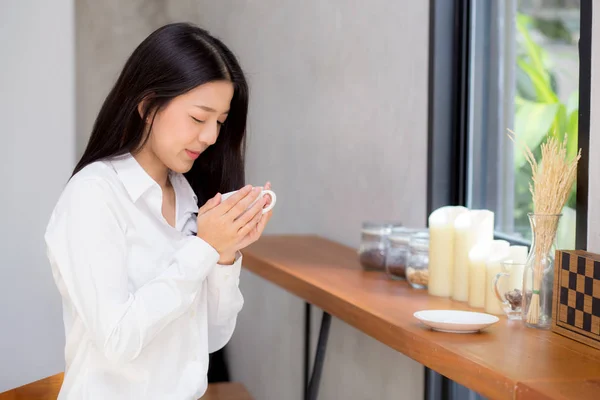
[73,22,248,205]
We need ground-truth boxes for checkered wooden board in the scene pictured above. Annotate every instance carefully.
[553,250,600,350]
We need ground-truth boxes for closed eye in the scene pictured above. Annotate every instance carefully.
[192,116,224,126]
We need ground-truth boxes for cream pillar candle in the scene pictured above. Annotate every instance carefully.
[469,240,509,309]
[428,206,469,297]
[452,210,494,302]
[507,245,528,292]
[485,241,511,315]
[509,245,528,264]
[468,241,491,308]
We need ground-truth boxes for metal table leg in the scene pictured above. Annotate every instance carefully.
[304,302,311,400]
[305,310,332,400]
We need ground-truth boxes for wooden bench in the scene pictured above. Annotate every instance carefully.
[0,373,253,399]
[0,373,64,400]
[202,382,254,400]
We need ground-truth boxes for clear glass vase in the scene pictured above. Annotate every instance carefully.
[521,213,561,329]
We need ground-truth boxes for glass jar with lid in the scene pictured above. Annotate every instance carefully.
[406,231,429,289]
[358,222,401,271]
[385,227,417,280]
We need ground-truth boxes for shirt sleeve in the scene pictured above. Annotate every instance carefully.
[44,178,220,363]
[206,251,244,353]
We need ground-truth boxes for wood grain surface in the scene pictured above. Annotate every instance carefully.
[0,373,63,400]
[202,382,254,400]
[243,235,600,400]
[0,374,253,400]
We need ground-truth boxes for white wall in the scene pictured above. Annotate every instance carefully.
[0,0,75,391]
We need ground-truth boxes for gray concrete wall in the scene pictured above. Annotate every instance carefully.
[75,0,170,156]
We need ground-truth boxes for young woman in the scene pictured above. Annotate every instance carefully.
[44,23,272,399]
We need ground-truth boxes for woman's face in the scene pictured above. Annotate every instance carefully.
[143,80,234,173]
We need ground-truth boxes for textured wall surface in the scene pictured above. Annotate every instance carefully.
[76,0,170,156]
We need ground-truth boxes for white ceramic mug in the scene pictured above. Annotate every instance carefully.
[221,187,276,214]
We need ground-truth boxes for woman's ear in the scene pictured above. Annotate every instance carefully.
[137,94,155,123]
[138,99,148,122]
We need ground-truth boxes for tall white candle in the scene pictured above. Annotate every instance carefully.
[468,241,491,308]
[452,210,494,302]
[468,240,509,309]
[428,206,469,297]
[509,245,528,264]
[485,241,511,315]
[507,245,528,292]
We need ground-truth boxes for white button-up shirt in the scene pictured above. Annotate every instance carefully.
[44,154,244,400]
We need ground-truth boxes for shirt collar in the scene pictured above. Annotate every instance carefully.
[110,153,157,202]
[109,153,199,215]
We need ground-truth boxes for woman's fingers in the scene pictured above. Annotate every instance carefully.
[257,210,272,232]
[263,182,273,207]
[237,206,263,238]
[235,207,273,250]
[226,187,262,220]
[235,195,266,229]
[198,193,221,215]
[218,185,253,214]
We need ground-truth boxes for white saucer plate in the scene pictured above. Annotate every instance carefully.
[413,310,499,333]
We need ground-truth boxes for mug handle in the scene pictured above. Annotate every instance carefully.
[493,272,509,304]
[261,190,276,214]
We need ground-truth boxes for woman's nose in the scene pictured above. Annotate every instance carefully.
[200,122,219,146]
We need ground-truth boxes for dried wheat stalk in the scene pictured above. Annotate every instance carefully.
[508,130,580,325]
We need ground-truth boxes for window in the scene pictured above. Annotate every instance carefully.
[467,0,584,249]
[427,0,591,399]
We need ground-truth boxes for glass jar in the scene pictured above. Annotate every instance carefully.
[385,228,417,280]
[358,222,401,271]
[493,261,526,320]
[406,231,429,289]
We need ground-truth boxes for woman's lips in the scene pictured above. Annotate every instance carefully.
[185,149,201,160]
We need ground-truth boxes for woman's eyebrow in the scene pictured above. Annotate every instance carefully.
[194,105,229,114]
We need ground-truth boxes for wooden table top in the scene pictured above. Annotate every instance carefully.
[242,235,600,400]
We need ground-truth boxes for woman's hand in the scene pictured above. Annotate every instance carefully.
[234,181,273,252]
[195,185,266,261]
